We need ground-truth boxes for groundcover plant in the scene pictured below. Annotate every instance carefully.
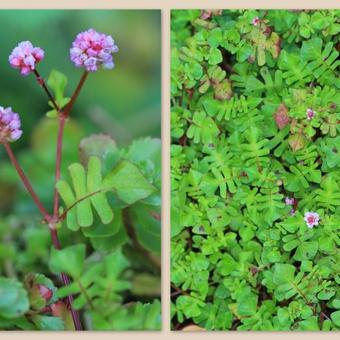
[171,9,340,331]
[0,14,161,331]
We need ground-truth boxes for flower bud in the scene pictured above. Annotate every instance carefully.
[70,29,118,72]
[38,284,53,302]
[9,41,45,76]
[0,107,22,143]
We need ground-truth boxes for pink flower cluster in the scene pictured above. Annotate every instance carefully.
[0,107,22,143]
[9,41,44,76]
[306,108,315,120]
[252,17,260,26]
[285,196,297,215]
[304,211,319,228]
[70,29,118,72]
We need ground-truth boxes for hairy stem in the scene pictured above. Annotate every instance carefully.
[3,143,51,221]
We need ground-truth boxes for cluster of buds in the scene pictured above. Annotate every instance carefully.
[38,284,53,302]
[285,196,297,215]
[0,107,22,144]
[9,41,44,76]
[70,29,118,72]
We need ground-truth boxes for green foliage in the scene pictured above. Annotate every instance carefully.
[171,9,340,331]
[0,277,30,319]
[46,70,70,118]
[1,79,161,333]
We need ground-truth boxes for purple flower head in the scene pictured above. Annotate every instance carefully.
[70,29,118,72]
[252,17,260,26]
[0,107,22,143]
[285,197,295,206]
[306,108,315,120]
[304,211,319,229]
[9,41,44,76]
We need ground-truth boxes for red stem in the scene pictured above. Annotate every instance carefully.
[4,143,51,221]
[4,143,82,330]
[63,71,88,118]
[53,115,65,217]
[49,71,90,330]
[53,71,89,217]
[31,69,90,331]
[50,228,83,331]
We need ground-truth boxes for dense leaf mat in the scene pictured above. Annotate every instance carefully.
[171,9,340,331]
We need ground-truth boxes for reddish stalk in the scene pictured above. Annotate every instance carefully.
[53,115,65,217]
[52,71,88,216]
[4,143,82,330]
[63,71,88,117]
[4,143,50,221]
[49,227,83,331]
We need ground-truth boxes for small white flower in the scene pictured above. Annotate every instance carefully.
[304,212,319,228]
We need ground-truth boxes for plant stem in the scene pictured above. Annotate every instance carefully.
[76,279,95,310]
[52,71,89,216]
[63,71,88,118]
[3,143,50,221]
[31,69,91,331]
[3,143,83,330]
[49,227,82,331]
[33,69,60,112]
[53,115,65,217]
[48,71,89,330]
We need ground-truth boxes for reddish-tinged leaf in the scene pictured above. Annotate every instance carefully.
[38,285,53,302]
[51,301,75,330]
[274,104,290,129]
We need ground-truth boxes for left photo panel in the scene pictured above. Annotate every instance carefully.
[0,10,161,331]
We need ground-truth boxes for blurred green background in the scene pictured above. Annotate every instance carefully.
[0,10,161,216]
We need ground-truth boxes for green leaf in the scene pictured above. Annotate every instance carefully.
[103,160,156,204]
[331,310,340,327]
[293,241,318,261]
[57,156,114,230]
[176,295,205,319]
[0,278,29,319]
[49,244,86,278]
[79,134,117,165]
[46,69,70,117]
[273,264,296,285]
[129,203,161,254]
[31,315,65,330]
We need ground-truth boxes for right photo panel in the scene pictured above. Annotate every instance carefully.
[171,9,340,331]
